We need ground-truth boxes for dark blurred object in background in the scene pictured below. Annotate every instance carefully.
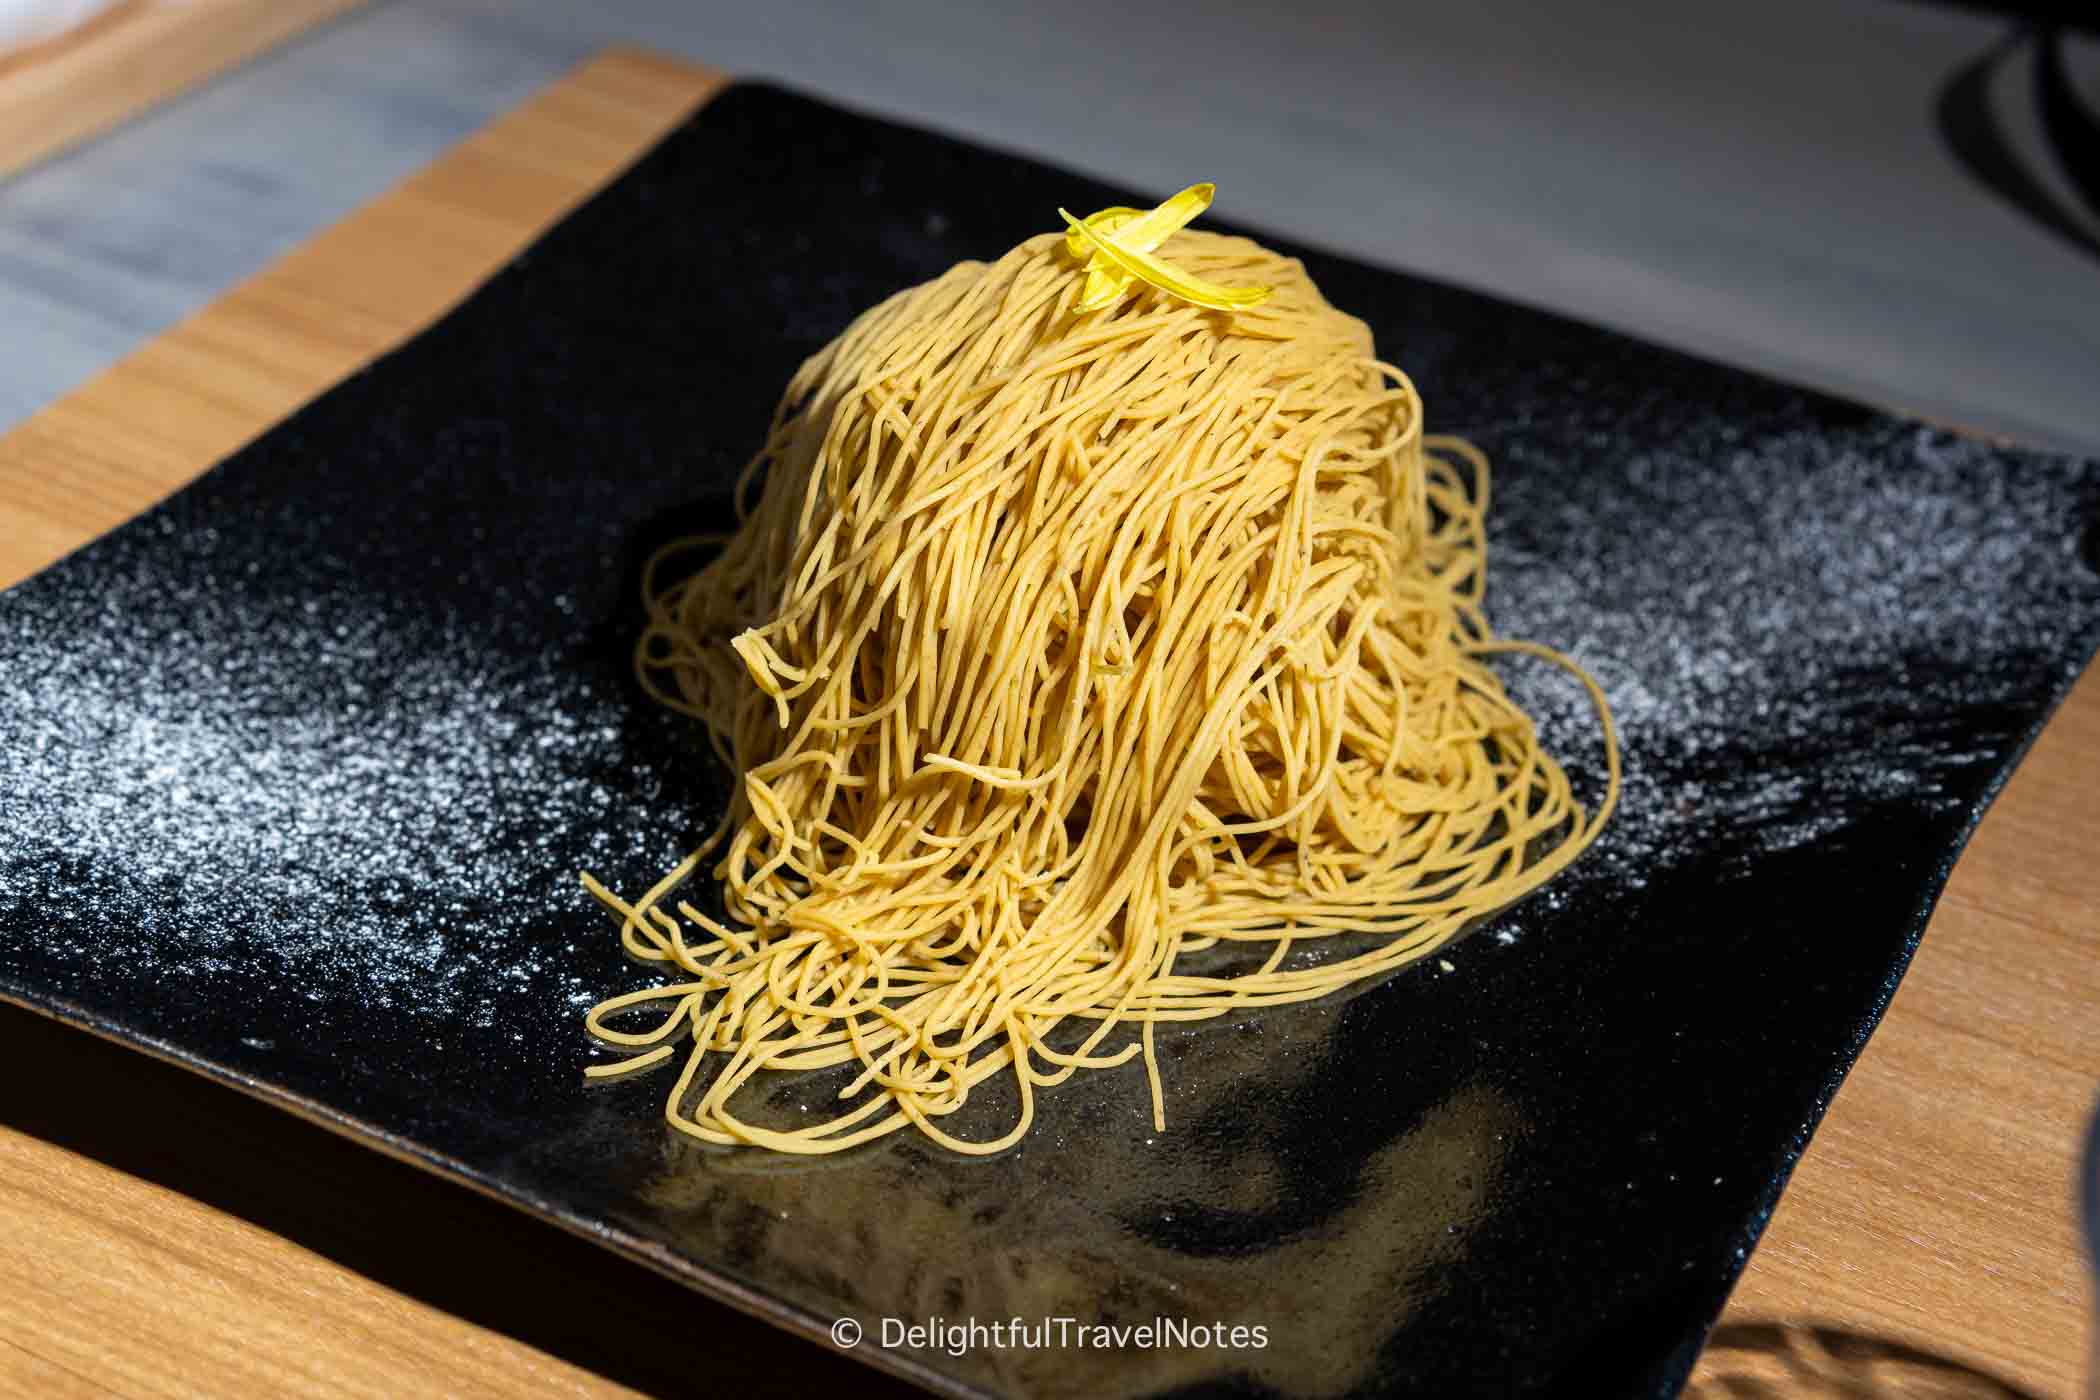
[1931,9,2100,267]
[1909,0,2099,33]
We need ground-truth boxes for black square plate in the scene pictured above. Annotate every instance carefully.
[3,83,2097,1397]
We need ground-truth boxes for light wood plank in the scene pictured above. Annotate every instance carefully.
[1694,663,2100,1396]
[0,1125,631,1399]
[0,0,370,179]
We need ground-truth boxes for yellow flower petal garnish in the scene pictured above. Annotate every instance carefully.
[1058,183,1272,314]
[1063,183,1213,307]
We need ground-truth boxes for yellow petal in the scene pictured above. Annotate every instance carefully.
[1077,267,1134,310]
[1100,182,1215,253]
[1061,183,1214,261]
[1066,209,1139,308]
[1058,207,1271,311]
[1063,207,1145,260]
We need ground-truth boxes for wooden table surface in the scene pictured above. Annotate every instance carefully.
[0,0,366,180]
[0,48,2093,1399]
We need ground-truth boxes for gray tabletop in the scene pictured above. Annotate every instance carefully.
[4,0,2097,456]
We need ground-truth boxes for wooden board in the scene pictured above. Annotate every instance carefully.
[0,0,365,179]
[0,46,2092,1399]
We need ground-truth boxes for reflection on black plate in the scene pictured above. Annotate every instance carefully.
[1,84,2096,1398]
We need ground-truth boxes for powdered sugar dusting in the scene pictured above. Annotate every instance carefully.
[1474,418,2096,909]
[1,572,711,1032]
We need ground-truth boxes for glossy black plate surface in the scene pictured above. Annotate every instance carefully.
[3,83,2098,1398]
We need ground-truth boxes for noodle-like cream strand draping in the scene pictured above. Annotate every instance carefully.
[581,214,1618,1155]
